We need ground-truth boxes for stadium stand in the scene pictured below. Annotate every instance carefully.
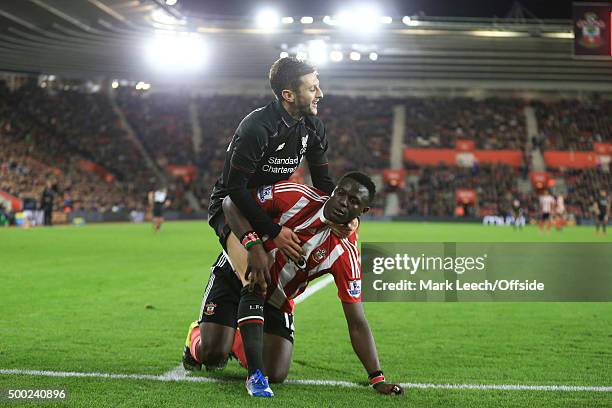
[404,98,526,150]
[398,164,526,218]
[552,168,612,219]
[116,89,195,167]
[533,99,612,151]
[0,80,152,214]
[2,80,610,224]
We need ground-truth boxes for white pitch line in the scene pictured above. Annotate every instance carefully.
[161,274,335,378]
[162,364,187,381]
[1,369,610,392]
[293,274,335,305]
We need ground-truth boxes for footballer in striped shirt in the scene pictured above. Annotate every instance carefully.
[184,173,403,397]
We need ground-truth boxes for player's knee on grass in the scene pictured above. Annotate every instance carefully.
[199,323,234,366]
[266,366,289,384]
[263,334,292,383]
[200,349,228,366]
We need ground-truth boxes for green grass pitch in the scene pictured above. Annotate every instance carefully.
[0,221,610,407]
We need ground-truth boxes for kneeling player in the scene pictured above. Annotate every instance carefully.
[183,173,403,397]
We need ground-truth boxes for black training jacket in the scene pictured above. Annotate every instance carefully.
[208,99,335,238]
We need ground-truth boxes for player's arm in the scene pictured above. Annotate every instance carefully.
[341,302,404,396]
[222,196,272,292]
[226,123,280,238]
[227,123,303,254]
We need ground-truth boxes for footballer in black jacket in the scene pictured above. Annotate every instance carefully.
[190,58,359,395]
[207,57,356,282]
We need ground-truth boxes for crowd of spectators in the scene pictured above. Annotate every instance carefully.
[534,99,612,151]
[556,168,612,218]
[12,83,155,190]
[318,95,394,179]
[117,89,194,167]
[403,97,526,150]
[3,81,610,223]
[0,129,144,213]
[398,163,523,217]
[0,80,151,214]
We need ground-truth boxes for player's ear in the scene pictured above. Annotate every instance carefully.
[281,89,295,103]
[361,206,370,215]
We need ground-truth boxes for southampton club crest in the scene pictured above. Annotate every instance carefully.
[576,12,606,49]
[204,302,217,316]
[311,247,328,264]
[300,134,309,155]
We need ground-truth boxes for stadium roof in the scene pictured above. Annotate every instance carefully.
[0,0,611,92]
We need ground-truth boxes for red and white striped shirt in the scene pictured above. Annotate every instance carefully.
[253,181,361,313]
[539,194,556,213]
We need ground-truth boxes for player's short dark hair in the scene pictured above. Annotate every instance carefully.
[339,172,376,204]
[269,57,316,100]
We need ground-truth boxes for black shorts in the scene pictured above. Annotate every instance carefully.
[598,213,608,223]
[209,212,232,251]
[541,212,550,221]
[153,203,163,217]
[197,254,295,343]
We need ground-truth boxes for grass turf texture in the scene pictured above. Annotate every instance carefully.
[0,221,610,407]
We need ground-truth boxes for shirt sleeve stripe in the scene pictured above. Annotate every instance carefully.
[341,239,359,279]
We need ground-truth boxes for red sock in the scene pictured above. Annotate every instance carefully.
[189,326,202,363]
[232,329,247,369]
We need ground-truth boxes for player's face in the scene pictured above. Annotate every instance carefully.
[295,73,323,116]
[325,179,370,224]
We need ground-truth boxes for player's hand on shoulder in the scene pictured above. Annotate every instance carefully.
[329,217,359,239]
[373,382,404,396]
[273,226,303,262]
[246,245,271,295]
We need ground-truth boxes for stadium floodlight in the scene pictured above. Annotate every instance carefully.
[111,80,119,89]
[368,52,378,61]
[470,30,525,38]
[300,16,314,24]
[349,51,361,61]
[165,0,177,5]
[280,51,289,58]
[142,83,151,90]
[135,81,144,90]
[145,31,206,73]
[152,9,176,25]
[281,16,294,24]
[543,32,574,39]
[255,9,280,29]
[330,50,343,62]
[307,40,328,64]
[335,5,383,33]
[380,16,392,24]
[402,16,419,26]
[322,15,335,25]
